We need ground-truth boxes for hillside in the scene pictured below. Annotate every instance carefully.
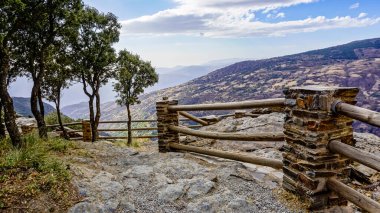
[63,38,380,135]
[12,97,55,117]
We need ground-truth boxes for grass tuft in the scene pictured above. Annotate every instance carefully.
[0,132,80,212]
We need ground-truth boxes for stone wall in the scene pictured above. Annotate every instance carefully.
[282,86,359,210]
[156,98,179,152]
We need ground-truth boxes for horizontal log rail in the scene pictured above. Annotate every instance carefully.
[55,130,83,133]
[167,98,285,111]
[168,125,284,141]
[333,101,380,128]
[169,143,283,169]
[327,177,380,213]
[98,119,157,124]
[328,140,380,171]
[98,135,158,139]
[46,122,82,128]
[179,111,208,126]
[70,137,83,141]
[97,127,158,132]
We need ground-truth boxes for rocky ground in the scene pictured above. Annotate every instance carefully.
[66,140,297,213]
[65,113,379,212]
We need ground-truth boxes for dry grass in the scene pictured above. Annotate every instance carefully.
[273,188,310,212]
[0,132,82,212]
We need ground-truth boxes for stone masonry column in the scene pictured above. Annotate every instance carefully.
[282,86,359,210]
[156,97,179,152]
[82,120,92,142]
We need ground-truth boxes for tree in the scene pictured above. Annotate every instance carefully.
[72,7,120,142]
[14,0,82,138]
[42,46,73,139]
[0,0,25,146]
[0,100,5,140]
[113,50,158,145]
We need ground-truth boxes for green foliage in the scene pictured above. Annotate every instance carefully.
[0,133,78,209]
[114,50,159,106]
[72,7,121,91]
[114,139,142,148]
[0,132,74,173]
[44,112,78,124]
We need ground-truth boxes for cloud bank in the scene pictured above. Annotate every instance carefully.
[121,0,380,38]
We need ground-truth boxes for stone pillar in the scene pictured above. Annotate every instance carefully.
[82,120,92,142]
[282,86,359,210]
[21,125,35,135]
[156,97,179,152]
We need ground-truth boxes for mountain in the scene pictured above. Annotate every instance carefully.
[12,97,56,117]
[62,38,380,135]
[146,58,248,93]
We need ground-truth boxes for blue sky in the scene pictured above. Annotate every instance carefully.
[83,0,380,67]
[9,0,380,106]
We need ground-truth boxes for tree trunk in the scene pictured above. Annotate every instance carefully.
[94,91,101,140]
[0,48,22,147]
[31,82,47,138]
[55,94,69,140]
[31,52,47,139]
[126,103,132,146]
[0,99,6,140]
[88,95,97,142]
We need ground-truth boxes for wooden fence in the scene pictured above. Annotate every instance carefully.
[156,86,380,212]
[44,114,234,141]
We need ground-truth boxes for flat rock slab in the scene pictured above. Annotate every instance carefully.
[66,141,295,213]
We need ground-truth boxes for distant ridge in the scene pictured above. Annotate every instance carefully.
[12,97,55,117]
[62,38,380,135]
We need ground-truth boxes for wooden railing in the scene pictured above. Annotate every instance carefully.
[156,86,380,212]
[43,113,231,141]
[157,98,285,169]
[328,100,380,212]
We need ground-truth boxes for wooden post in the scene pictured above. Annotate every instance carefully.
[21,125,35,135]
[282,86,359,210]
[82,120,92,142]
[156,98,179,152]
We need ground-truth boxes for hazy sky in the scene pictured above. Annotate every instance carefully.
[9,0,380,106]
[83,0,380,67]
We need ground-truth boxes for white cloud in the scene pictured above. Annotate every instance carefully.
[121,0,380,38]
[350,2,359,9]
[276,12,286,18]
[358,13,367,18]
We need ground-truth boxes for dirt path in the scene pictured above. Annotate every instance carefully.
[65,141,298,213]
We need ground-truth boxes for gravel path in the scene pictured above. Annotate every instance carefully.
[66,141,298,213]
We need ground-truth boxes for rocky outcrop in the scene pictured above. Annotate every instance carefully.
[66,140,293,213]
[66,112,380,212]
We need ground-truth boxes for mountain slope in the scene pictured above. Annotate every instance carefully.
[63,38,380,135]
[12,97,55,117]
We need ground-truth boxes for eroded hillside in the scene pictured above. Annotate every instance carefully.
[63,38,380,135]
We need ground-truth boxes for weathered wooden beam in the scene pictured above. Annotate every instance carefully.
[55,130,83,133]
[97,119,157,124]
[186,125,203,128]
[333,101,380,128]
[98,135,158,139]
[179,111,209,126]
[327,177,380,213]
[70,137,83,141]
[328,140,380,171]
[97,127,158,132]
[169,143,283,169]
[168,98,285,111]
[168,125,284,141]
[46,122,82,128]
